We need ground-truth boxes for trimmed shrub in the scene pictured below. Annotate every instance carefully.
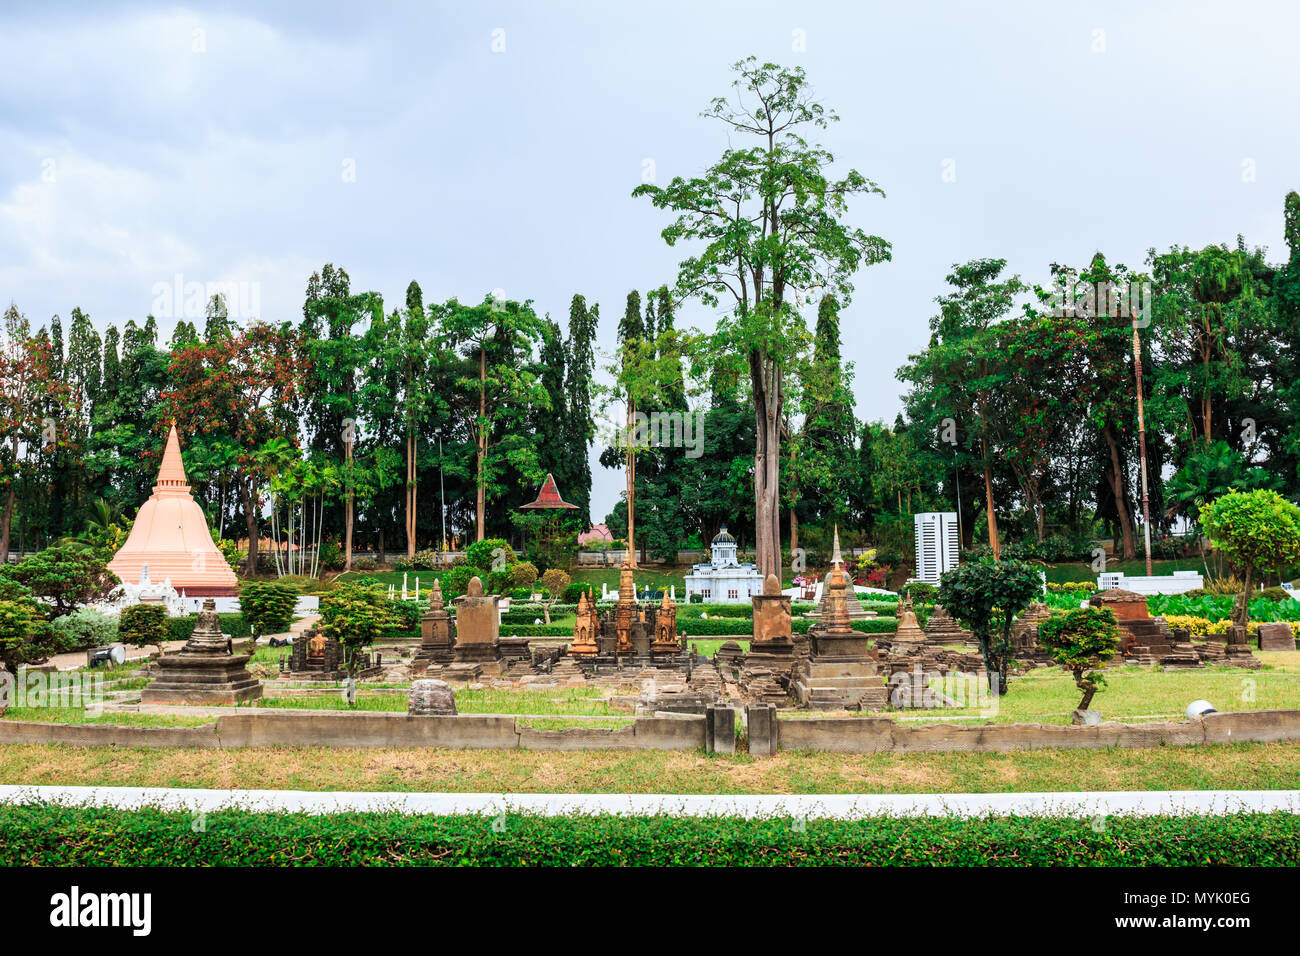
[166,614,252,643]
[500,624,574,637]
[1161,614,1213,636]
[465,538,516,573]
[239,581,298,638]
[46,608,117,653]
[386,599,422,635]
[117,604,168,648]
[3,806,1296,867]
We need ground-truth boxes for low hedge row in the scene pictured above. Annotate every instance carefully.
[1,806,1295,866]
[793,617,897,635]
[165,613,252,643]
[499,624,574,637]
[499,618,901,638]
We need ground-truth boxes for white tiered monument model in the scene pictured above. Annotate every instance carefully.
[684,525,763,604]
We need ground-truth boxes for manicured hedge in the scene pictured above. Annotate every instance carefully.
[165,613,252,643]
[0,806,1295,866]
[500,624,574,637]
[793,617,897,635]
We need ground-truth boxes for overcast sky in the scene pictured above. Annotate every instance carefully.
[2,0,1297,521]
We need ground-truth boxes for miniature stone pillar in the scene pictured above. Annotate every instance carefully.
[750,573,794,658]
[414,579,456,669]
[570,589,600,655]
[452,576,501,664]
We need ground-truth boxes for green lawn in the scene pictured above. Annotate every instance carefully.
[2,741,1298,794]
[1042,557,1205,583]
[0,707,215,727]
[259,685,620,717]
[895,659,1300,725]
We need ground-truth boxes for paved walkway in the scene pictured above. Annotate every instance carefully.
[0,785,1295,818]
[41,615,320,672]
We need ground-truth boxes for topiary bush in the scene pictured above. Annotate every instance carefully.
[165,613,251,643]
[46,608,118,653]
[238,581,298,639]
[117,604,168,649]
[465,538,516,573]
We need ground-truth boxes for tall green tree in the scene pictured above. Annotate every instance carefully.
[442,295,549,541]
[634,58,890,579]
[561,294,599,525]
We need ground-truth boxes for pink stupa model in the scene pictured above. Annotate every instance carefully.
[108,425,239,597]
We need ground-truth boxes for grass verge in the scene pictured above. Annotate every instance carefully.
[1,741,1298,793]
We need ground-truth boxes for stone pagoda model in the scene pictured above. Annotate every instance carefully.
[791,553,887,711]
[109,425,239,597]
[1089,587,1201,668]
[1008,602,1054,663]
[450,576,504,677]
[739,573,795,704]
[923,605,973,646]
[805,527,874,621]
[570,562,686,674]
[142,598,262,704]
[412,579,456,675]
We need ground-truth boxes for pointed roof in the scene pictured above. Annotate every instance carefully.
[154,425,191,491]
[520,473,578,509]
[108,425,237,595]
[831,524,843,567]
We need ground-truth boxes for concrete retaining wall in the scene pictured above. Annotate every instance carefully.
[5,708,1300,754]
[755,708,1300,755]
[0,712,707,752]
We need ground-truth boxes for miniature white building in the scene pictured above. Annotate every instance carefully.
[1097,570,1204,595]
[684,525,763,603]
[913,512,960,585]
[98,564,190,617]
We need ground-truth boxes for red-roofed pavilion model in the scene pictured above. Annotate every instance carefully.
[519,473,579,511]
[107,426,239,597]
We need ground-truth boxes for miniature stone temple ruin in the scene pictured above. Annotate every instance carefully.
[568,562,687,674]
[451,576,503,674]
[284,626,381,680]
[142,598,262,705]
[739,573,795,704]
[922,604,973,646]
[791,556,887,711]
[413,579,456,674]
[804,527,875,621]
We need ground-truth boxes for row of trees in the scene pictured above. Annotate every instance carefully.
[0,274,608,573]
[4,57,1299,584]
[897,192,1300,564]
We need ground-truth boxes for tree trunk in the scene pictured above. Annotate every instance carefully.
[1232,566,1254,627]
[1078,680,1097,711]
[344,439,354,572]
[750,353,783,581]
[1103,426,1136,560]
[626,398,637,568]
[406,428,417,559]
[476,346,487,542]
[981,443,1000,560]
[244,478,259,577]
[789,507,798,555]
[0,484,14,565]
